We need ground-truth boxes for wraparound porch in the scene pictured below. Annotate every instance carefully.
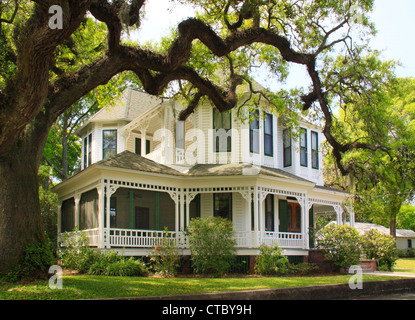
[58,178,353,253]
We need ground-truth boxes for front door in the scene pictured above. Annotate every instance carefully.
[135,207,150,230]
[287,202,301,233]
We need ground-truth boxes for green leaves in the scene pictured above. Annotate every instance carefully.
[186,217,237,276]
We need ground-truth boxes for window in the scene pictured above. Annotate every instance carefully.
[283,129,292,167]
[175,121,185,150]
[102,130,117,160]
[214,193,232,220]
[83,133,92,169]
[264,113,273,156]
[135,138,150,155]
[83,137,87,169]
[300,128,308,167]
[311,131,319,169]
[409,239,413,249]
[249,110,259,154]
[213,109,232,152]
[265,194,274,231]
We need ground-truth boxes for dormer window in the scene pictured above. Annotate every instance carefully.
[102,130,117,160]
[300,128,308,167]
[213,109,232,152]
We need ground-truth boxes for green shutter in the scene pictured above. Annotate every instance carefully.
[279,200,288,232]
[309,206,314,249]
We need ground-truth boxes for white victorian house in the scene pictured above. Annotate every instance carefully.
[53,87,355,261]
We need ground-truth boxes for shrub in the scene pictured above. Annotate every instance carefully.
[58,229,148,276]
[317,224,362,270]
[104,258,148,277]
[186,217,236,276]
[287,263,319,276]
[58,228,93,270]
[150,228,180,277]
[254,243,289,275]
[361,229,398,271]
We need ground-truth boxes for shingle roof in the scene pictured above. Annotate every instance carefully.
[96,151,183,176]
[186,163,313,183]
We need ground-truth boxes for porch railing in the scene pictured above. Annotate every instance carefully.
[62,228,305,250]
[108,228,304,250]
[260,231,304,249]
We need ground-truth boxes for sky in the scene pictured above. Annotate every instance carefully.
[134,0,415,89]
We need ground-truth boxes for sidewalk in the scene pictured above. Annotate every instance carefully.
[370,271,415,278]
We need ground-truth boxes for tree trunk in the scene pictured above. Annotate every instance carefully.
[390,217,397,239]
[61,115,69,181]
[0,118,51,275]
[0,152,45,274]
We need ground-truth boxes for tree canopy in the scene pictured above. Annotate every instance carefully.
[324,77,415,236]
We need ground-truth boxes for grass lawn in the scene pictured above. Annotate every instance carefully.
[0,274,404,300]
[394,258,415,273]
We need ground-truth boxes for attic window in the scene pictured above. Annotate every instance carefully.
[102,130,117,160]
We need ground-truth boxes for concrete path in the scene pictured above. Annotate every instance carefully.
[369,271,415,278]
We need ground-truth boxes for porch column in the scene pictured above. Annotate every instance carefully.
[301,196,308,250]
[258,191,264,242]
[348,206,356,228]
[141,128,147,156]
[74,193,81,229]
[57,201,62,234]
[253,187,259,247]
[140,120,149,157]
[335,205,343,225]
[167,190,180,243]
[105,184,119,249]
[97,184,104,249]
[180,191,185,231]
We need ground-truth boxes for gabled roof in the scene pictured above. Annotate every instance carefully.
[76,89,165,136]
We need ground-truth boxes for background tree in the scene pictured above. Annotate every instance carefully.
[324,77,415,237]
[0,0,385,274]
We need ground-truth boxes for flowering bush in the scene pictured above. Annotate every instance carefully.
[317,224,362,270]
[361,229,398,270]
